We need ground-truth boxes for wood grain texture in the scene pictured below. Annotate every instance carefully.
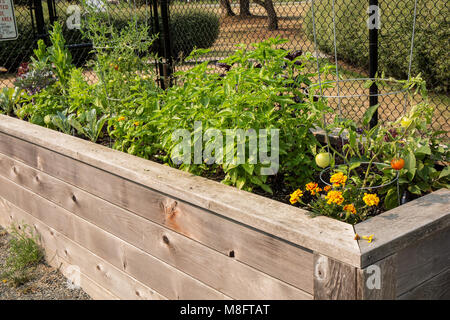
[396,228,450,296]
[0,116,360,266]
[0,179,232,300]
[0,197,165,300]
[0,152,314,293]
[313,253,356,300]
[398,268,450,300]
[355,188,450,267]
[357,254,396,300]
[0,175,313,299]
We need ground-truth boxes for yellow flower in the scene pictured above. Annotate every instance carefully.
[134,121,140,126]
[2,279,7,283]
[290,189,303,204]
[343,204,356,214]
[363,193,380,206]
[325,190,344,205]
[330,172,347,187]
[324,185,332,192]
[305,182,322,195]
[354,233,375,243]
[305,182,318,192]
[362,234,375,243]
[118,116,126,121]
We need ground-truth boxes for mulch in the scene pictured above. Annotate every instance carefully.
[0,226,91,300]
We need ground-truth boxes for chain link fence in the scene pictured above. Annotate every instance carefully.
[1,0,448,132]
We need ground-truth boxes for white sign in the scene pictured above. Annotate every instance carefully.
[0,0,18,41]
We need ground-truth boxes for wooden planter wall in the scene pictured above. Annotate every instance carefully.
[0,115,448,300]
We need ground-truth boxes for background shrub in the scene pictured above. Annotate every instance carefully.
[168,11,220,60]
[305,0,449,93]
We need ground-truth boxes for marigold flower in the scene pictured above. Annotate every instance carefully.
[134,121,140,126]
[118,116,126,121]
[290,189,303,204]
[325,190,344,205]
[305,182,322,195]
[305,182,318,192]
[362,234,375,243]
[343,204,357,214]
[330,172,347,187]
[363,193,380,207]
[324,185,332,192]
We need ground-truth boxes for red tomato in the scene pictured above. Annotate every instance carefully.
[391,158,405,170]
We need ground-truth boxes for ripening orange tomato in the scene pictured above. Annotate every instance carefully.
[391,158,405,170]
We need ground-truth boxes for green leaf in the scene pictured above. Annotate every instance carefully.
[404,150,416,179]
[362,104,379,126]
[384,188,399,210]
[415,145,431,157]
[439,166,450,180]
[408,185,422,195]
[236,177,246,190]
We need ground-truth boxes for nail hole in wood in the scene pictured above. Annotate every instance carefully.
[162,235,170,245]
[229,250,235,258]
[72,194,77,202]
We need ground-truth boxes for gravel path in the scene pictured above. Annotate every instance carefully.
[0,226,91,300]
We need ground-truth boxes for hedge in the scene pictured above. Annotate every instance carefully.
[0,7,219,72]
[304,0,449,93]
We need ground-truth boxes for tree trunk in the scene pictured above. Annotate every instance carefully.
[239,0,251,17]
[253,0,278,30]
[220,0,235,16]
[264,0,278,30]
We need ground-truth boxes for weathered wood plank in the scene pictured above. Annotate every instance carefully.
[396,228,450,296]
[398,268,450,300]
[0,175,313,299]
[356,254,396,300]
[355,189,450,267]
[0,179,232,300]
[313,253,356,300]
[0,152,314,293]
[0,197,165,300]
[51,255,120,300]
[0,116,360,266]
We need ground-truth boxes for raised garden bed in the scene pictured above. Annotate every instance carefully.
[0,115,448,300]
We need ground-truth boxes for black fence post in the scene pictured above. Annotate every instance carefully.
[33,0,46,41]
[46,0,57,25]
[160,0,173,88]
[369,0,379,128]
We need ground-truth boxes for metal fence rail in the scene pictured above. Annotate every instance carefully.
[0,0,448,131]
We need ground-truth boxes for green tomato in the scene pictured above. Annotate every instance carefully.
[44,115,52,125]
[401,117,412,128]
[315,152,331,168]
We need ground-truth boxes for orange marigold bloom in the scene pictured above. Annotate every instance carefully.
[305,182,318,192]
[363,193,380,207]
[290,189,303,204]
[325,190,344,205]
[118,116,126,121]
[343,204,357,214]
[134,121,140,126]
[324,185,332,192]
[330,172,347,187]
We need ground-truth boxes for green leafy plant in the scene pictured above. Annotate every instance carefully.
[1,223,44,287]
[69,108,108,143]
[0,87,23,116]
[149,38,323,193]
